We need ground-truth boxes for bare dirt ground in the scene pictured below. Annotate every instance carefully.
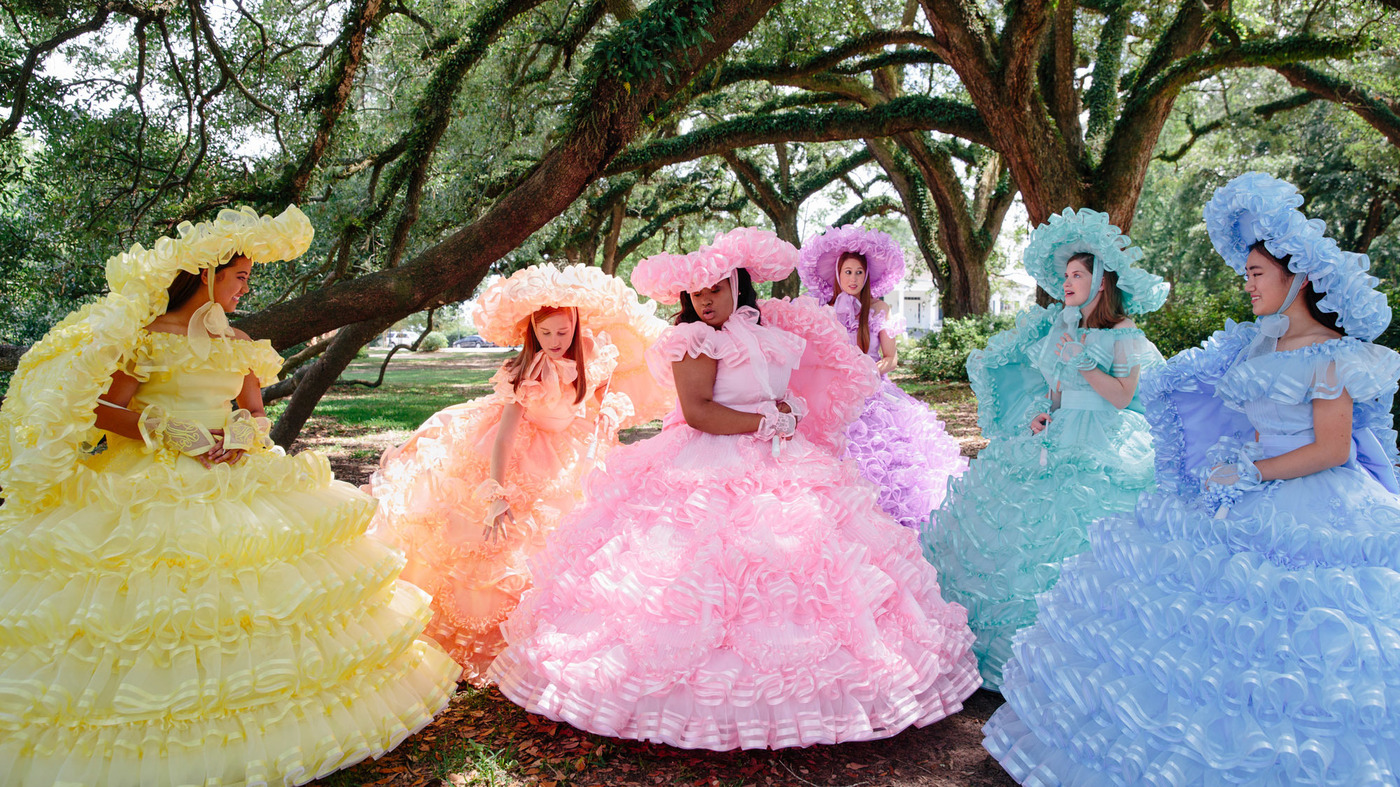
[299,354,1011,786]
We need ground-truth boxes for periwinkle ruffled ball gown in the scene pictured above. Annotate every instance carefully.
[984,325,1400,785]
[366,332,629,684]
[0,331,459,786]
[488,299,981,750]
[920,306,1163,690]
[830,294,967,528]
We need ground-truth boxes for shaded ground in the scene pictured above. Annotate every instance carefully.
[284,349,1010,786]
[321,687,1014,787]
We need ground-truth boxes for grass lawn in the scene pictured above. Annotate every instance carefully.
[280,348,984,484]
[277,348,1007,786]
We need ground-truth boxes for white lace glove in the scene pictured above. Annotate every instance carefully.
[475,479,516,543]
[1057,339,1099,371]
[138,404,216,456]
[220,409,272,452]
[779,393,808,424]
[755,401,798,441]
[597,391,634,434]
[1201,438,1265,517]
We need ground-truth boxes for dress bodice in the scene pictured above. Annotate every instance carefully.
[1215,337,1400,454]
[648,307,805,415]
[490,332,620,432]
[1031,325,1160,409]
[831,293,904,361]
[123,331,284,429]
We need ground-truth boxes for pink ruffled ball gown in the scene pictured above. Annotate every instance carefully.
[488,300,981,751]
[831,294,967,528]
[366,332,630,684]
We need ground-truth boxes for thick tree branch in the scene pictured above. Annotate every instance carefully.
[1039,0,1082,161]
[604,96,990,176]
[793,148,874,202]
[721,152,784,220]
[1157,91,1319,162]
[1124,34,1364,116]
[832,195,902,227]
[282,0,387,201]
[237,0,783,349]
[1272,62,1400,148]
[659,29,948,115]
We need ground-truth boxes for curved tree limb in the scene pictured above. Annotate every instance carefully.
[1272,62,1400,148]
[603,96,989,176]
[236,0,784,351]
[1157,91,1318,162]
[2,1,173,139]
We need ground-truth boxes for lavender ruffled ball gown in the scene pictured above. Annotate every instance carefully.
[831,293,967,529]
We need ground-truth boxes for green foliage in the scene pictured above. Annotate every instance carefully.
[1138,284,1253,360]
[1377,284,1400,424]
[908,313,1017,382]
[569,0,717,125]
[417,331,449,352]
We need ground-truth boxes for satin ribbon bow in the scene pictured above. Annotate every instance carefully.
[187,297,236,360]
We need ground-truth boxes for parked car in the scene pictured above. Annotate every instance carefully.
[452,335,493,348]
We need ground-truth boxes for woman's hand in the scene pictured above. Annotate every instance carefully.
[483,499,515,543]
[876,356,897,375]
[199,430,246,467]
[1029,413,1051,434]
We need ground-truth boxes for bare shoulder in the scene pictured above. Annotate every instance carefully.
[230,327,253,341]
[144,314,184,334]
[873,300,891,314]
[1113,318,1136,330]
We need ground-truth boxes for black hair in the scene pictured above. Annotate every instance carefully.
[166,254,247,312]
[675,267,761,325]
[1248,241,1345,335]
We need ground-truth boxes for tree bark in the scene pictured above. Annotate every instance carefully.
[0,344,26,373]
[269,317,392,447]
[601,199,626,275]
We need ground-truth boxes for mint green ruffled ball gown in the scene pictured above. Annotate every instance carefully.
[920,304,1163,690]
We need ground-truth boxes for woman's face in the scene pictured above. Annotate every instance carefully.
[1063,257,1095,308]
[688,278,735,328]
[1243,247,1295,316]
[837,255,867,297]
[532,312,575,358]
[206,256,253,313]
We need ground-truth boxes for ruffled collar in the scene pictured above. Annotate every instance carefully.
[133,329,284,384]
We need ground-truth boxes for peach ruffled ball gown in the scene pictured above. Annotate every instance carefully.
[366,332,630,684]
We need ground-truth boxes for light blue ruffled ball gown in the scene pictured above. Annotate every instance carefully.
[920,304,1164,690]
[984,322,1400,785]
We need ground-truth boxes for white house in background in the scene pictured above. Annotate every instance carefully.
[883,269,1035,337]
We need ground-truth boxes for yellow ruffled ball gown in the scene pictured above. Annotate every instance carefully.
[366,332,631,684]
[0,331,459,786]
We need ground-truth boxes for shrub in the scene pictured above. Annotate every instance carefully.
[908,313,1017,382]
[1139,284,1252,360]
[417,331,449,352]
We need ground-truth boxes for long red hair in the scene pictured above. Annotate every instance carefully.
[504,306,587,404]
[829,252,874,353]
[1068,253,1127,330]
